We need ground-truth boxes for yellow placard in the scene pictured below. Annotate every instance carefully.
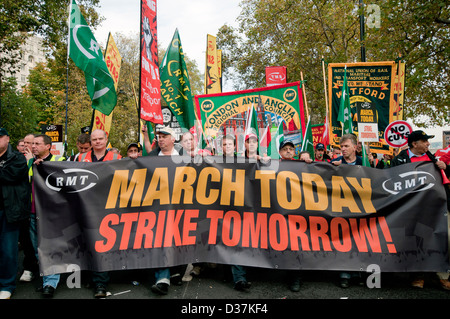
[204,34,221,94]
[92,33,122,137]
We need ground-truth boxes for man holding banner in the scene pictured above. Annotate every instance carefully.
[391,130,450,290]
[78,129,121,298]
[331,134,362,167]
[148,126,183,295]
[330,133,363,288]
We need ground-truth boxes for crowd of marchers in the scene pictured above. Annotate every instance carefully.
[0,125,449,299]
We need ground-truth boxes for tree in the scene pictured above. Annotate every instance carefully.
[0,1,39,76]
[1,78,39,146]
[370,0,449,127]
[0,0,102,137]
[217,0,360,124]
[217,0,449,127]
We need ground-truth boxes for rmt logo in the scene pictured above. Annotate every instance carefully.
[45,168,99,193]
[382,171,436,195]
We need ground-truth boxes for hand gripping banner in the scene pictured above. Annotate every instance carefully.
[33,158,449,275]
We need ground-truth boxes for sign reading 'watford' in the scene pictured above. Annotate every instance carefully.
[33,158,449,275]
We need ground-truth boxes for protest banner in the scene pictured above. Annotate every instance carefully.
[266,66,287,87]
[312,124,325,147]
[33,158,448,276]
[205,34,221,94]
[140,0,163,123]
[328,62,397,154]
[195,82,307,141]
[41,124,64,157]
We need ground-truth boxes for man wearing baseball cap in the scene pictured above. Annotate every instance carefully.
[0,128,31,298]
[391,130,446,168]
[314,143,331,162]
[279,140,296,160]
[126,142,142,159]
[147,126,184,295]
[148,126,183,156]
[244,130,259,159]
[391,130,449,290]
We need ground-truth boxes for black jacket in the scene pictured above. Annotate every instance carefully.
[0,144,31,223]
[391,149,447,172]
[392,148,450,211]
[148,144,184,156]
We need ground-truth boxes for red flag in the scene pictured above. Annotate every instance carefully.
[322,108,330,147]
[140,0,163,124]
[260,125,272,148]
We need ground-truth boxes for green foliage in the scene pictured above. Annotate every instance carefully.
[0,77,39,146]
[0,1,40,76]
[218,0,449,127]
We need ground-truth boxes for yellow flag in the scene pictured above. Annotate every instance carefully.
[205,34,221,94]
[91,33,122,137]
[392,61,405,120]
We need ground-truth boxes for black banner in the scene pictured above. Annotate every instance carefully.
[33,157,449,275]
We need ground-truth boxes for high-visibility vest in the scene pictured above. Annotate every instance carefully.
[78,150,121,162]
[28,154,65,178]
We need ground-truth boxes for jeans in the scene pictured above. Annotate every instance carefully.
[0,209,20,293]
[92,271,110,287]
[30,213,60,288]
[231,265,247,283]
[155,268,170,285]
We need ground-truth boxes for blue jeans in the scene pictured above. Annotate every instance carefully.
[155,268,170,285]
[30,214,60,288]
[231,265,247,283]
[0,209,20,293]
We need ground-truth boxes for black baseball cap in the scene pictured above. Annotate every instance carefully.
[0,128,9,136]
[315,143,325,150]
[127,142,142,151]
[408,130,434,146]
[279,140,295,150]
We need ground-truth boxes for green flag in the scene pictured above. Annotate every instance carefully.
[160,29,196,129]
[301,116,314,159]
[68,0,117,115]
[362,143,371,167]
[337,67,353,135]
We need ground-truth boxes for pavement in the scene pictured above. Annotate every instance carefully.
[4,251,448,318]
[9,258,450,299]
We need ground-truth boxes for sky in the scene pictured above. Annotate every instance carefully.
[93,0,242,73]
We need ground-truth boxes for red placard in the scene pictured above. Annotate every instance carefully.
[265,66,287,87]
[140,0,163,123]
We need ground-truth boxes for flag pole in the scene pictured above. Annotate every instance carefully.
[395,53,402,121]
[321,56,331,148]
[300,71,309,120]
[321,57,329,113]
[64,0,72,158]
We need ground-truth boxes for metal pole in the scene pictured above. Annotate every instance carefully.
[359,0,366,62]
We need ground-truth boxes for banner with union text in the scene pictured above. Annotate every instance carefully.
[33,158,449,275]
[196,82,307,140]
[328,62,396,154]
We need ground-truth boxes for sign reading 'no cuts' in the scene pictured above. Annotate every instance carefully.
[384,120,413,148]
